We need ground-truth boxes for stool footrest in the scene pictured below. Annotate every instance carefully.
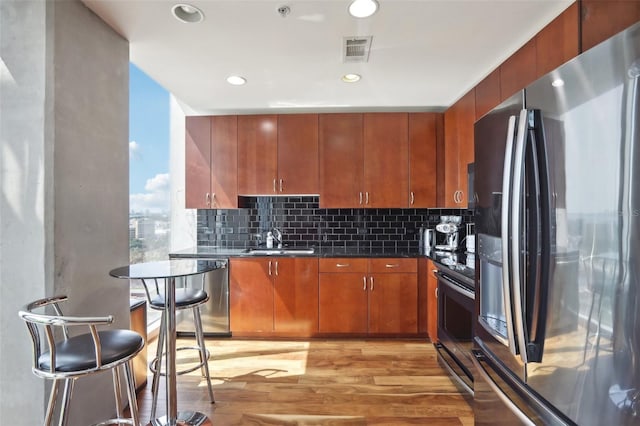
[91,417,136,426]
[149,346,211,376]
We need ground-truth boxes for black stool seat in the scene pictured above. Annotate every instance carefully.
[150,288,208,309]
[39,330,144,373]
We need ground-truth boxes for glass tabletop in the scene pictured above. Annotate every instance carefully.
[109,259,222,280]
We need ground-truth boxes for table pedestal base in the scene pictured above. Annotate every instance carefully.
[148,411,212,426]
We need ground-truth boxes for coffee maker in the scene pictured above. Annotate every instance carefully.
[434,215,461,252]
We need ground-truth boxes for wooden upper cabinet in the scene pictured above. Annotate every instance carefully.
[475,68,501,120]
[409,113,438,208]
[363,113,409,208]
[210,115,238,208]
[457,89,475,206]
[319,114,364,208]
[582,1,640,52]
[536,3,579,78]
[237,115,278,195]
[500,38,537,101]
[277,114,319,195]
[185,116,211,209]
[442,89,475,208]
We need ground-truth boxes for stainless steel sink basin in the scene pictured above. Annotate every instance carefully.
[244,248,315,255]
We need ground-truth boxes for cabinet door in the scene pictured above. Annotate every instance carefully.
[363,113,409,207]
[273,258,319,336]
[319,114,364,208]
[368,273,418,334]
[210,115,238,208]
[582,1,640,52]
[442,106,459,208]
[237,115,278,194]
[319,273,368,333]
[277,114,319,194]
[475,68,501,121]
[456,89,476,208]
[229,258,273,333]
[500,39,537,101]
[185,116,211,208]
[409,113,438,207]
[426,260,438,341]
[536,3,579,78]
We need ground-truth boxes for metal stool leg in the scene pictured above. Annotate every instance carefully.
[193,307,214,403]
[59,378,75,426]
[150,310,166,421]
[123,360,140,426]
[112,367,123,416]
[45,379,60,426]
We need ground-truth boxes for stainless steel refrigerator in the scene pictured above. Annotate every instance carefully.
[473,21,640,425]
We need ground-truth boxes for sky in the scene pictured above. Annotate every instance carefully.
[129,63,170,214]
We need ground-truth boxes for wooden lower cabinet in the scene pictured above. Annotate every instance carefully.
[426,259,438,342]
[229,257,318,337]
[318,258,418,335]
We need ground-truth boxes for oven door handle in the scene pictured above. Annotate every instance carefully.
[436,271,475,300]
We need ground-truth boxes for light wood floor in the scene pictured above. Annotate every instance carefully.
[135,338,474,425]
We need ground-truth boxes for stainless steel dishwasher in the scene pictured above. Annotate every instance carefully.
[174,258,230,337]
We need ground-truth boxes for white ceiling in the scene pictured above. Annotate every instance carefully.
[82,0,574,115]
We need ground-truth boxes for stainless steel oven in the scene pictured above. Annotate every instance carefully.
[435,268,475,395]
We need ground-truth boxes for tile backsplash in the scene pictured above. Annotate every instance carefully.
[197,196,473,252]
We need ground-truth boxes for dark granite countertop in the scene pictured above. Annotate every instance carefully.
[170,246,423,259]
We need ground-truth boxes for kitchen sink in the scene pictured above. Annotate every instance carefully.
[244,248,315,255]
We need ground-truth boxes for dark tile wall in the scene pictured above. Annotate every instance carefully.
[197,196,474,253]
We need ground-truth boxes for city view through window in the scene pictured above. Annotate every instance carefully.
[129,63,171,327]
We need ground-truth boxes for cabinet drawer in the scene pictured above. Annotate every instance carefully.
[369,258,417,273]
[319,258,368,273]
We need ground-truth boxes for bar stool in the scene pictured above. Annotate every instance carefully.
[19,295,144,426]
[139,275,214,421]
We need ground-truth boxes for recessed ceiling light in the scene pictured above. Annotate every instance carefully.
[342,73,361,83]
[348,0,379,18]
[226,75,247,86]
[551,78,565,87]
[171,4,204,23]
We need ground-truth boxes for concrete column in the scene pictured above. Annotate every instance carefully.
[0,1,129,425]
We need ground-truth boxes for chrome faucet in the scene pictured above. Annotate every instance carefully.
[272,227,283,248]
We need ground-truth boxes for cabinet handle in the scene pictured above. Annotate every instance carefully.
[273,179,277,193]
[435,287,438,299]
[385,264,399,268]
[365,192,369,205]
[453,191,459,203]
[410,191,415,205]
[205,193,211,207]
[363,276,367,290]
[211,193,216,207]
[268,260,272,276]
[275,261,279,276]
[359,192,363,205]
[370,276,374,291]
[336,263,350,268]
[279,179,283,192]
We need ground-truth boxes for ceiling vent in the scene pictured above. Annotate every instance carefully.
[343,36,373,63]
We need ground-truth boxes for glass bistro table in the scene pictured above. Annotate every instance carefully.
[110,259,222,426]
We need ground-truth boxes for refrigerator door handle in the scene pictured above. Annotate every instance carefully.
[501,115,519,355]
[472,350,535,426]
[511,108,530,364]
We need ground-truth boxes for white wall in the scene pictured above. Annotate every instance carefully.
[0,1,129,424]
[170,94,197,251]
